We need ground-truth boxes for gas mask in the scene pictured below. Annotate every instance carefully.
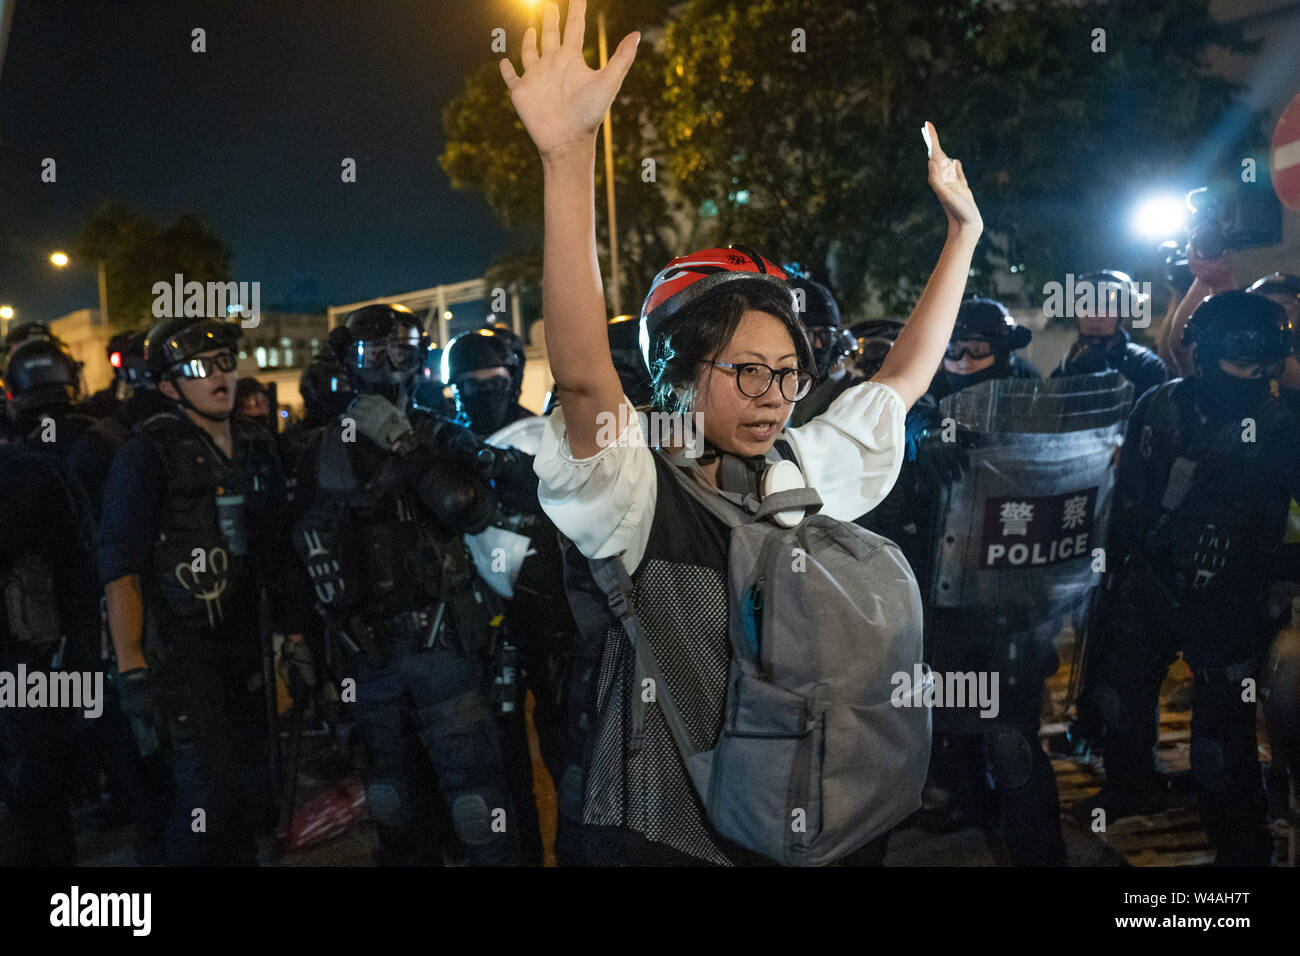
[351,331,420,405]
[455,375,513,436]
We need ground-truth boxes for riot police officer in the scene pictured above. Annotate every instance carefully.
[292,304,521,866]
[544,315,652,414]
[103,331,175,432]
[82,329,149,419]
[1051,270,1166,401]
[5,336,125,521]
[1249,273,1300,417]
[876,299,1065,863]
[445,326,597,865]
[281,349,352,479]
[851,318,904,379]
[98,316,311,866]
[0,438,100,865]
[443,326,533,437]
[786,278,866,427]
[1080,291,1299,865]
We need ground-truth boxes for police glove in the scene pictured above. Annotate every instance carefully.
[278,636,317,704]
[347,393,415,453]
[916,428,969,486]
[116,667,163,758]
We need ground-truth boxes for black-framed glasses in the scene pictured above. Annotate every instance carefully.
[944,340,994,361]
[707,361,812,401]
[174,351,237,379]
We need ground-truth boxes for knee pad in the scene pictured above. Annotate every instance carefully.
[365,779,408,828]
[986,727,1035,791]
[451,793,495,846]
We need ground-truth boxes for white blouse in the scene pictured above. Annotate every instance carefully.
[533,380,907,574]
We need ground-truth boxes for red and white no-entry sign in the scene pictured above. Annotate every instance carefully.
[1273,92,1300,210]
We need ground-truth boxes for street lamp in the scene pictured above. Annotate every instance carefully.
[50,251,110,327]
[0,306,13,320]
[521,0,622,314]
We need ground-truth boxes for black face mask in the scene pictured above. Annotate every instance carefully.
[457,376,512,435]
[1194,363,1272,422]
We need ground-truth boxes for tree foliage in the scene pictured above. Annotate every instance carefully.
[442,0,1260,317]
[75,202,232,330]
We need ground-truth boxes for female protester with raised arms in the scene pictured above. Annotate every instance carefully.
[501,1,983,866]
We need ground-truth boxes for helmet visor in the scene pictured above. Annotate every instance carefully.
[355,323,422,372]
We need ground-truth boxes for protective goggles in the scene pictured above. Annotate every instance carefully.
[1219,357,1285,380]
[708,361,812,401]
[354,326,423,372]
[944,340,995,361]
[1216,326,1292,363]
[172,351,237,379]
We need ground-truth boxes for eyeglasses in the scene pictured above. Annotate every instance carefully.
[173,351,237,379]
[707,361,812,401]
[944,340,994,361]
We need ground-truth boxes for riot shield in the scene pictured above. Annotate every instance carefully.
[928,372,1133,618]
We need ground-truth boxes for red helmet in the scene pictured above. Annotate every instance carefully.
[638,244,793,368]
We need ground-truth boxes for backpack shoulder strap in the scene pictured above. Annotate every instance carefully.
[588,554,698,761]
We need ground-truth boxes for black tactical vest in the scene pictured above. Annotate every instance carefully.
[1130,380,1296,596]
[294,422,445,621]
[138,413,276,640]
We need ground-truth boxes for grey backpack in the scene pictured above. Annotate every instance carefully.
[590,454,931,866]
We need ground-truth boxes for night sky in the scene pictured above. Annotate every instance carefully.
[0,0,541,322]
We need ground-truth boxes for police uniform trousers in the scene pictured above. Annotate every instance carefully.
[1090,567,1274,866]
[346,628,521,866]
[926,607,1068,866]
[153,634,269,866]
[0,646,77,865]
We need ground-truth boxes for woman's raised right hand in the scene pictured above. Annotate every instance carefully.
[500,0,640,160]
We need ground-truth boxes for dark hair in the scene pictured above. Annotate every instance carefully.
[648,285,814,413]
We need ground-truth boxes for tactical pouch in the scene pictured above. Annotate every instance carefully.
[2,554,62,650]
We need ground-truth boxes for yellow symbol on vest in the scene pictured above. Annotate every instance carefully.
[174,547,230,628]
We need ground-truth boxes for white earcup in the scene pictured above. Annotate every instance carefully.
[761,458,807,528]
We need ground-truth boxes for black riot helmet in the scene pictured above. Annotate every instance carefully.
[608,314,653,407]
[144,317,242,380]
[851,318,904,377]
[1074,269,1149,325]
[5,321,61,352]
[107,329,149,387]
[1182,291,1292,370]
[788,277,855,379]
[121,330,151,387]
[1246,272,1300,332]
[299,350,351,422]
[144,317,242,421]
[5,337,81,417]
[442,328,520,435]
[336,304,427,403]
[442,328,519,385]
[488,322,527,402]
[952,296,1032,351]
